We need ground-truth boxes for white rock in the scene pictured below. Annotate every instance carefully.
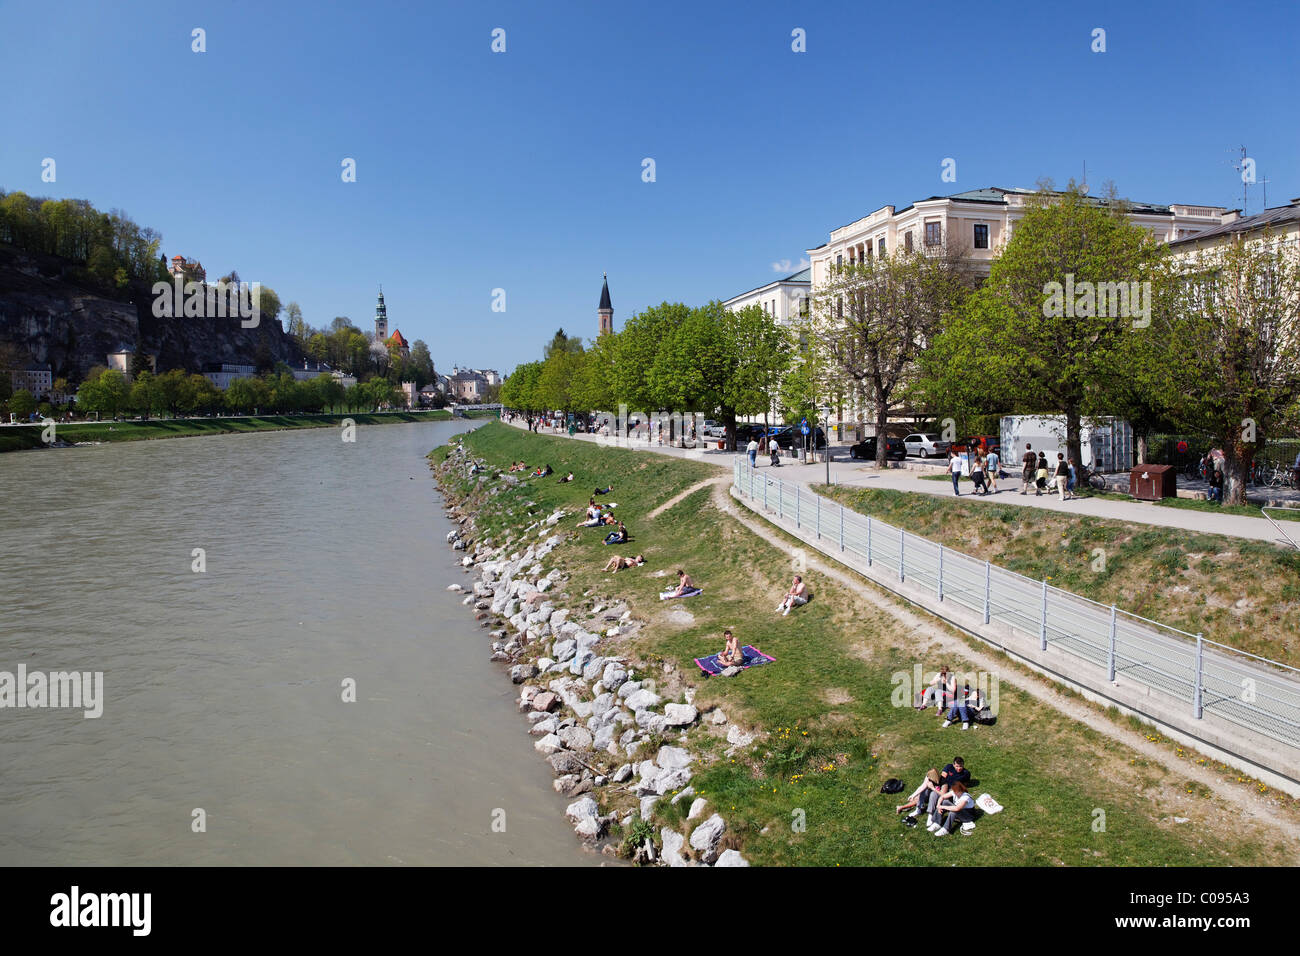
[689,814,727,864]
[687,798,707,820]
[639,795,660,820]
[625,689,661,711]
[447,584,464,592]
[714,849,749,867]
[616,680,641,699]
[574,816,603,841]
[558,726,594,751]
[534,733,563,755]
[726,725,755,747]
[663,703,698,727]
[656,745,692,771]
[660,828,688,867]
[529,717,558,736]
[708,710,728,725]
[612,763,633,783]
[670,786,695,805]
[565,796,598,823]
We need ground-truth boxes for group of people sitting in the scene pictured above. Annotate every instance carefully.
[576,498,620,528]
[895,756,977,837]
[917,666,987,730]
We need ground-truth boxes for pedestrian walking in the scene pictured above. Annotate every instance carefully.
[747,437,759,468]
[1067,457,1078,496]
[1020,443,1036,495]
[970,453,987,495]
[948,449,963,495]
[770,439,782,467]
[1054,452,1071,501]
[985,447,1000,493]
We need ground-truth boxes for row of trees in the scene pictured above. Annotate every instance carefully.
[282,312,437,388]
[501,305,793,447]
[73,366,402,419]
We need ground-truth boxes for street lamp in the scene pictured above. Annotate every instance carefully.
[819,404,832,485]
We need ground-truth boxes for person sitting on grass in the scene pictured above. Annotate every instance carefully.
[668,569,696,597]
[917,666,949,711]
[942,682,978,730]
[896,769,942,814]
[603,554,644,573]
[557,471,574,483]
[594,485,613,495]
[1208,465,1224,503]
[775,575,808,616]
[929,781,976,837]
[603,521,628,545]
[601,510,619,526]
[907,756,969,823]
[576,501,604,527]
[717,629,744,667]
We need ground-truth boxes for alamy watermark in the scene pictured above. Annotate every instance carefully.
[1042,273,1150,328]
[151,278,261,328]
[0,665,103,718]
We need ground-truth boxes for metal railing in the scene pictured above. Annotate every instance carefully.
[734,458,1300,754]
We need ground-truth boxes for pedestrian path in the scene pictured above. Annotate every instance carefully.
[501,419,1298,548]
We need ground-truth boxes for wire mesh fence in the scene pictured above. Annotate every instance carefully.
[734,458,1300,753]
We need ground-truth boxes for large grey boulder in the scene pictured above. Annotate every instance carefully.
[510,663,538,684]
[687,797,708,820]
[529,717,558,737]
[689,814,727,864]
[557,726,594,751]
[553,639,577,663]
[616,680,642,699]
[662,703,698,727]
[653,767,692,795]
[533,733,563,755]
[714,849,749,867]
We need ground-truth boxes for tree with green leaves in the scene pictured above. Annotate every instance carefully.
[128,371,160,418]
[1143,230,1300,505]
[915,183,1162,470]
[501,361,544,420]
[810,239,975,465]
[9,389,36,420]
[77,367,129,418]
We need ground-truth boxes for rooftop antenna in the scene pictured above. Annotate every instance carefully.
[1230,145,1252,214]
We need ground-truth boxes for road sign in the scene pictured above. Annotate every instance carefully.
[800,418,810,436]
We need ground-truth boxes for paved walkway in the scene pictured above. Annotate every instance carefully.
[503,420,1299,548]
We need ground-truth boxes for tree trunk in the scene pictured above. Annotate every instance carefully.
[1064,405,1083,478]
[875,401,889,468]
[1136,433,1148,466]
[723,408,737,452]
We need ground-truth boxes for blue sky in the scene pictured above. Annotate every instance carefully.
[2,0,1297,374]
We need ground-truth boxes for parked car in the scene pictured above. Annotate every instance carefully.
[902,432,951,458]
[702,419,725,438]
[766,425,827,450]
[849,436,906,460]
[733,422,765,443]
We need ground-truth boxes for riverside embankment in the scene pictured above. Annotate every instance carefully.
[429,423,1300,866]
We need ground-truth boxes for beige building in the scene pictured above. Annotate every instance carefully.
[722,267,810,324]
[805,186,1237,441]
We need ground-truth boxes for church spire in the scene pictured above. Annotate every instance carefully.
[375,286,388,342]
[598,273,613,335]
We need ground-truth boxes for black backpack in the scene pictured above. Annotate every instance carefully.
[880,778,905,794]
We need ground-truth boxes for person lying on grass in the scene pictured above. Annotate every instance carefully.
[667,569,696,597]
[716,629,744,667]
[603,554,645,573]
[603,521,628,545]
[557,472,574,483]
[594,485,613,495]
[775,575,808,616]
[601,511,618,526]
[896,769,942,814]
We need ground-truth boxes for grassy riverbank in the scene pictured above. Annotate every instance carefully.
[0,409,493,453]
[440,423,1298,866]
[820,483,1300,668]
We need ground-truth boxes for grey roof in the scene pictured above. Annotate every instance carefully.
[1169,201,1300,248]
[598,274,612,311]
[725,267,812,303]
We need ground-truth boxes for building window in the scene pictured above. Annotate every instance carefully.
[973,223,989,249]
[877,237,885,256]
[836,296,843,320]
[925,222,942,247]
[836,254,843,270]
[904,231,913,252]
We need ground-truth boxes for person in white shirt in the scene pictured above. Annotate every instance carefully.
[746,438,759,467]
[948,450,963,495]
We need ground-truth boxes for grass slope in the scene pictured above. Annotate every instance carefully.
[820,483,1300,668]
[443,424,1295,866]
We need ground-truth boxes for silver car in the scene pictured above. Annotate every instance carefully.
[903,433,951,458]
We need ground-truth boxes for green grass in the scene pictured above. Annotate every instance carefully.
[434,423,1295,866]
[0,409,476,453]
[821,483,1300,667]
[1155,496,1300,521]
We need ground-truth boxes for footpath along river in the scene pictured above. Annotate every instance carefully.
[0,419,591,865]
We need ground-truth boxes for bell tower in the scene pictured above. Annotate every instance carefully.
[598,273,613,336]
[374,286,388,342]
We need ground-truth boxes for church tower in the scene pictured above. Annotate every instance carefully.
[374,286,388,343]
[598,273,613,335]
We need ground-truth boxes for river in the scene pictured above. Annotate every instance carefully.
[0,420,593,865]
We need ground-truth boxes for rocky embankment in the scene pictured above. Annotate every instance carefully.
[434,440,752,866]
